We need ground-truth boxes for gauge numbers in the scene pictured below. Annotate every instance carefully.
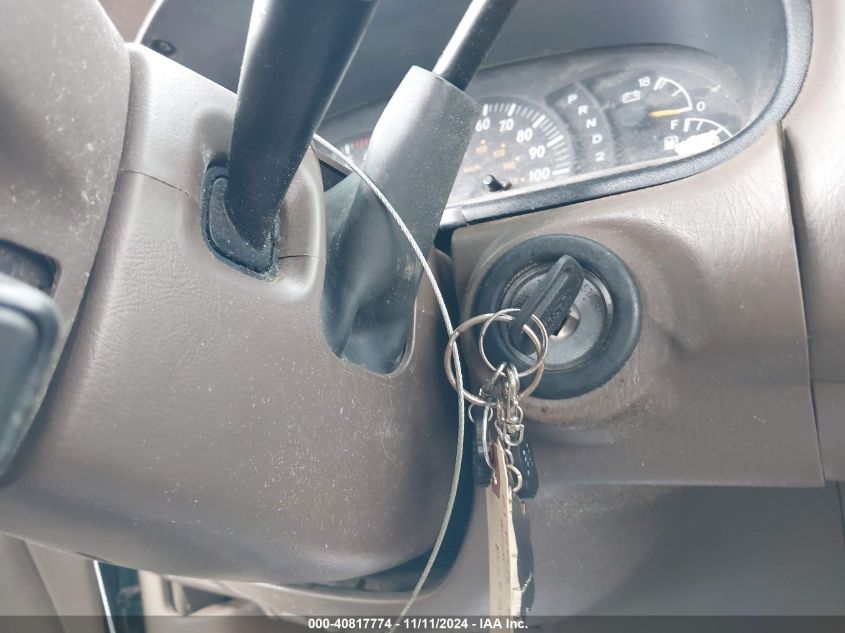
[645,76,735,155]
[335,99,572,206]
[448,99,572,204]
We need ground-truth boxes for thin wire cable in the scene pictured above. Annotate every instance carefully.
[313,134,465,627]
[93,561,118,633]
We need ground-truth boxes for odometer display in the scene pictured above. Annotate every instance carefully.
[449,99,573,204]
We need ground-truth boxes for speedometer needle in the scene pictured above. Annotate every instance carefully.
[483,174,511,192]
[648,106,692,118]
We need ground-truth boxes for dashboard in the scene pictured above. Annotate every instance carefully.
[319,45,747,212]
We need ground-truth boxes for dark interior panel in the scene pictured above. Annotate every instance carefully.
[141,0,790,116]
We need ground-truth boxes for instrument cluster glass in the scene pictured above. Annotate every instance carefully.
[320,46,748,211]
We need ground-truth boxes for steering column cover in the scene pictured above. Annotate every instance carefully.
[0,47,458,584]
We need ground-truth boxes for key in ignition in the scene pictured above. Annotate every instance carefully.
[507,254,585,355]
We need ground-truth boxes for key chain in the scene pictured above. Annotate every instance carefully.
[444,309,548,624]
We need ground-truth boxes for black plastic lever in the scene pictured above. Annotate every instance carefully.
[432,0,519,90]
[508,255,585,354]
[322,0,518,373]
[208,0,377,273]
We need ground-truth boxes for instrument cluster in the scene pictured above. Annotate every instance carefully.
[319,45,748,212]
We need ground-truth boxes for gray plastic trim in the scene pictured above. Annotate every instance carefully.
[783,0,845,479]
[453,129,821,486]
[0,47,462,586]
[0,0,130,445]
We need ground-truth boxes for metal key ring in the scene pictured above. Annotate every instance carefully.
[507,464,524,494]
[467,401,484,425]
[478,308,549,378]
[495,403,525,447]
[444,312,547,406]
[479,309,548,399]
[469,402,495,470]
[480,408,494,471]
[480,362,509,400]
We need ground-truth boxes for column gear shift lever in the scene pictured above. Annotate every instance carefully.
[322,0,519,372]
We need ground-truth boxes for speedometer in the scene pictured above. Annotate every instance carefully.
[448,98,573,204]
[335,98,573,206]
[328,59,747,210]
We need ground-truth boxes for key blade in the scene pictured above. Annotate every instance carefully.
[508,255,585,354]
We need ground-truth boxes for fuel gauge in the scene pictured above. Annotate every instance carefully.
[589,68,744,165]
[668,117,733,157]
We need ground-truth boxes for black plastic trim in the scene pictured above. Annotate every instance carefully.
[0,274,60,478]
